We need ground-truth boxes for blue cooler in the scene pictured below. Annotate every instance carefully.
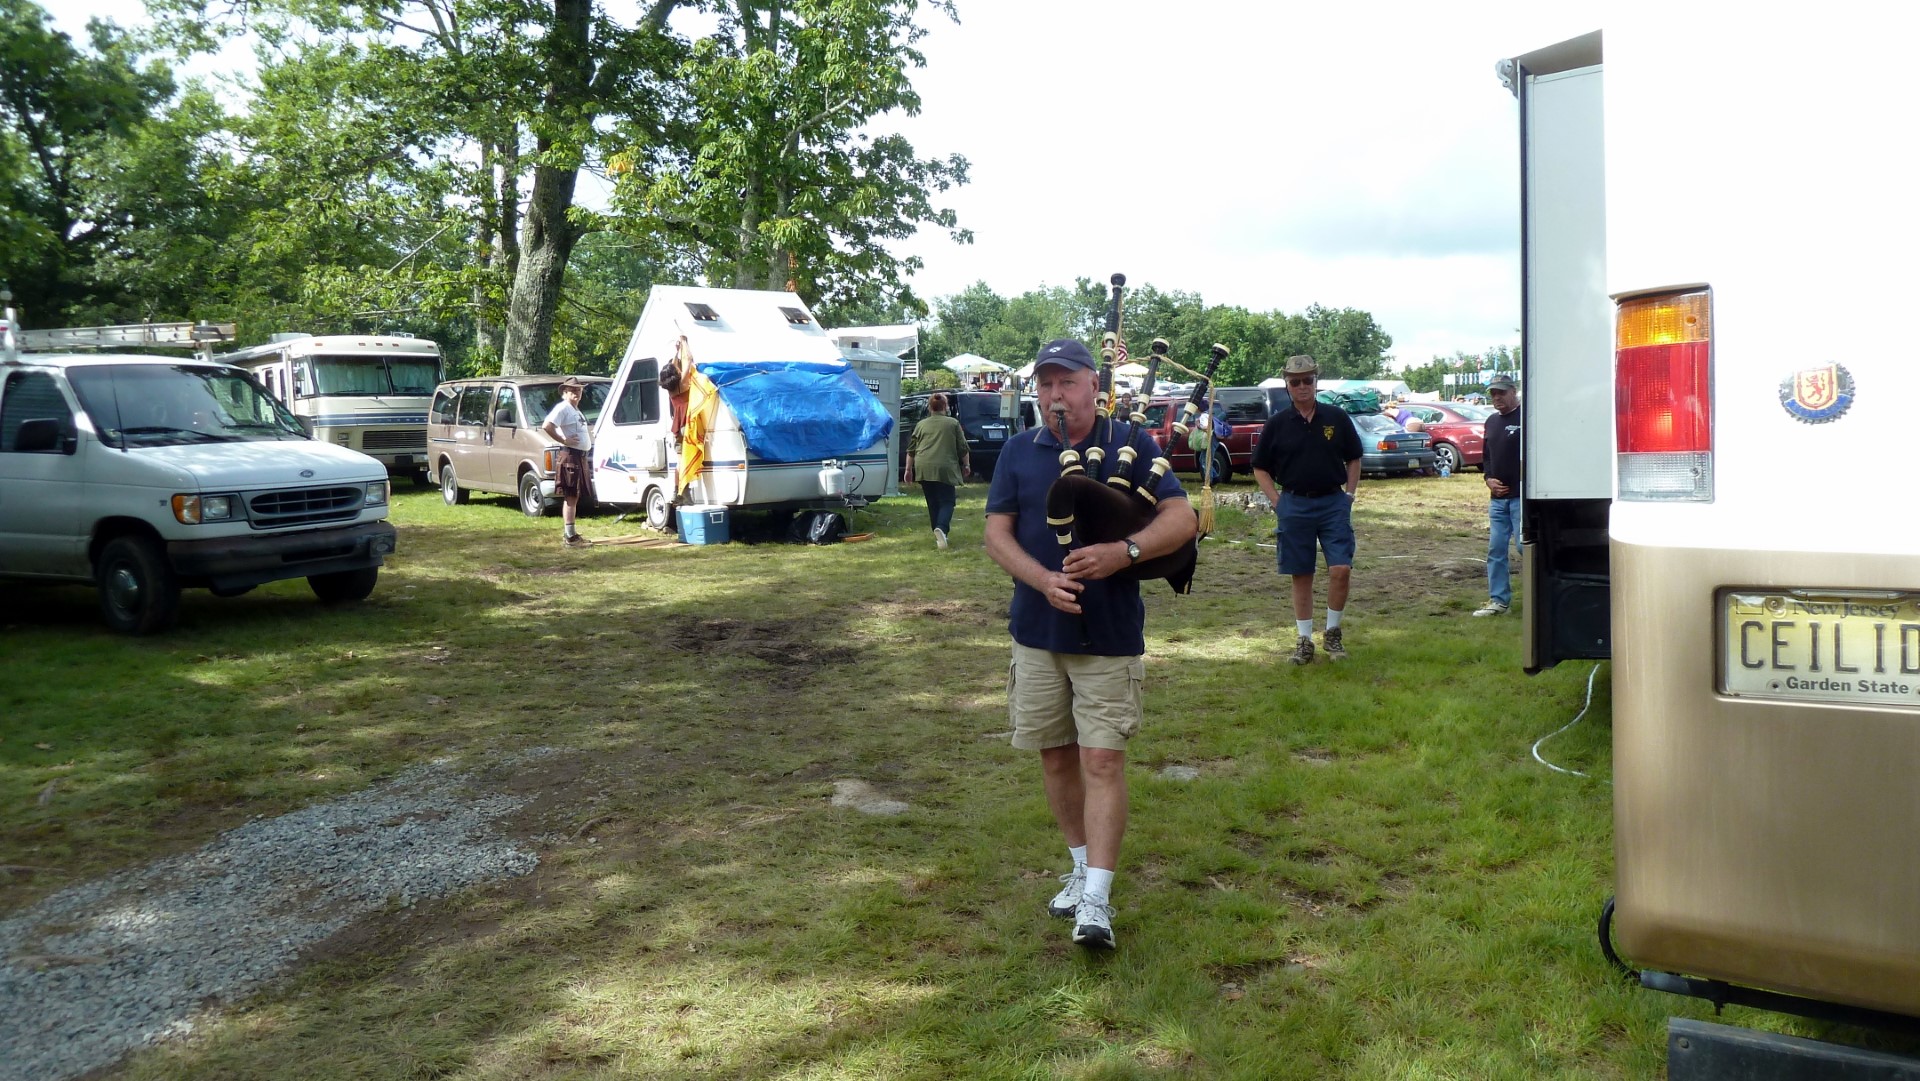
[677,504,730,545]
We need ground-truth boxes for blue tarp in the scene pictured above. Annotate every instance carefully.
[697,360,894,463]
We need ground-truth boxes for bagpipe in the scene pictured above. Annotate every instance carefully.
[1042,273,1201,595]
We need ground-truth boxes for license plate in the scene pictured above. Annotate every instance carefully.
[1723,590,1920,707]
[983,428,1006,442]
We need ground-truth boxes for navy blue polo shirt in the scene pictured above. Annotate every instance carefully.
[986,420,1187,656]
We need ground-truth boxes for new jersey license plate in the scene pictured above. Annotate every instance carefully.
[1722,590,1920,707]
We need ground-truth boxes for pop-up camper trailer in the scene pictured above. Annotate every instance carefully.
[592,286,895,531]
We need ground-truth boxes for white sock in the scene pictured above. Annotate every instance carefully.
[1069,845,1088,868]
[1327,608,1344,629]
[1296,619,1314,638]
[1083,867,1115,907]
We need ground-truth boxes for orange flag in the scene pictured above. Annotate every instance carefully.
[678,367,720,495]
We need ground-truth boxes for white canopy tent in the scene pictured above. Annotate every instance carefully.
[942,353,1009,374]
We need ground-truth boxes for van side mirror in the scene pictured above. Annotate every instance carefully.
[14,417,75,454]
[297,416,315,437]
[493,408,515,427]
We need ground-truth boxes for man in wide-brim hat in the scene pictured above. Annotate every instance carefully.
[1249,354,1363,664]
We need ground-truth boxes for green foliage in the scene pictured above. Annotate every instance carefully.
[0,1,186,324]
[918,280,1395,389]
[1402,344,1520,394]
[611,0,970,319]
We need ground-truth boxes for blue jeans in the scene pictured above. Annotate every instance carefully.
[923,481,956,533]
[1488,497,1520,605]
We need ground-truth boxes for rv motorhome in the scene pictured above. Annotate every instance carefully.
[1506,13,1920,1072]
[593,286,894,531]
[224,334,443,483]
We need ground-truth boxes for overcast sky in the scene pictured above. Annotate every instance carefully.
[54,0,1614,369]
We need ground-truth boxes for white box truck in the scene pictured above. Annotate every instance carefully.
[0,311,397,634]
[1505,14,1920,1072]
[592,286,894,532]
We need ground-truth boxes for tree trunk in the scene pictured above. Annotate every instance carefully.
[501,0,591,375]
[501,165,580,375]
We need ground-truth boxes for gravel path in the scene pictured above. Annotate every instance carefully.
[0,758,541,1081]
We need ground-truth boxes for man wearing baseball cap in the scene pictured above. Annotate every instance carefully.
[1475,377,1523,616]
[541,376,592,548]
[1249,354,1363,664]
[984,338,1196,951]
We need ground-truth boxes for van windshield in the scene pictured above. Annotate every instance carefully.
[69,364,307,447]
[296,354,442,397]
[521,382,609,425]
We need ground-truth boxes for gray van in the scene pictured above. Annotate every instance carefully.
[428,375,611,516]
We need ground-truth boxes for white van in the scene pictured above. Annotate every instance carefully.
[223,334,443,484]
[1507,14,1920,1066]
[593,286,893,530]
[0,323,397,634]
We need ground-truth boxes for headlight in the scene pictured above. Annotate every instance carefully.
[365,480,389,506]
[172,494,237,524]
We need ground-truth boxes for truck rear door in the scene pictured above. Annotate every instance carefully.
[1505,31,1613,671]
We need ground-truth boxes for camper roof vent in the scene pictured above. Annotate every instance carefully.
[685,302,720,322]
[778,306,812,326]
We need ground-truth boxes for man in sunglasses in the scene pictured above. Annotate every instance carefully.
[1250,355,1363,664]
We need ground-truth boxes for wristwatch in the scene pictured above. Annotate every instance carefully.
[1123,537,1141,563]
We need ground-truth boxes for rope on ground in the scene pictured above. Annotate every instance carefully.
[1532,662,1608,783]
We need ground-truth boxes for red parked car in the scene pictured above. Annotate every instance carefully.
[1392,401,1495,474]
[1135,388,1270,483]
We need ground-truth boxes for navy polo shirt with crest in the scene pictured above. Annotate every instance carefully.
[985,419,1187,657]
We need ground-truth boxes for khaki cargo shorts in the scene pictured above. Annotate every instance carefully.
[1007,642,1145,752]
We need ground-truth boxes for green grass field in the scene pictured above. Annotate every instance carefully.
[0,472,1868,1078]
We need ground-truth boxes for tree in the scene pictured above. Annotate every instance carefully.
[614,0,970,320]
[0,1,184,323]
[1401,344,1519,394]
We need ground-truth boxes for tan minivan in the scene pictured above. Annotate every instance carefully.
[428,375,610,516]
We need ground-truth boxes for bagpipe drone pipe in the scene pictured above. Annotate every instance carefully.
[1042,273,1198,595]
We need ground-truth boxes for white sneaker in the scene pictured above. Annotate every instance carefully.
[1048,865,1086,918]
[1473,600,1509,617]
[933,527,948,549]
[1072,899,1115,949]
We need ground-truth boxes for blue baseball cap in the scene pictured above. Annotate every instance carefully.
[1034,338,1097,371]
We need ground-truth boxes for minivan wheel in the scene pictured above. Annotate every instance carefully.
[96,535,180,635]
[440,462,468,505]
[309,567,379,604]
[519,471,552,517]
[645,485,677,532]
[1210,445,1232,485]
[1433,443,1461,475]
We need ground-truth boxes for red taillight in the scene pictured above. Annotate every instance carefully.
[1615,290,1713,502]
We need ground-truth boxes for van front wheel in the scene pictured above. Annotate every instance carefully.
[97,536,180,635]
[309,567,378,604]
[519,471,553,518]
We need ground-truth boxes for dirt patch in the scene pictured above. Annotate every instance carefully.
[659,616,855,671]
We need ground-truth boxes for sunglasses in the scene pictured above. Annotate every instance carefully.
[1286,377,1315,387]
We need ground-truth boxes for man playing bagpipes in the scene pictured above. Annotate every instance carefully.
[983,338,1197,951]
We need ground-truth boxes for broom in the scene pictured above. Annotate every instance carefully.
[1195,388,1217,536]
